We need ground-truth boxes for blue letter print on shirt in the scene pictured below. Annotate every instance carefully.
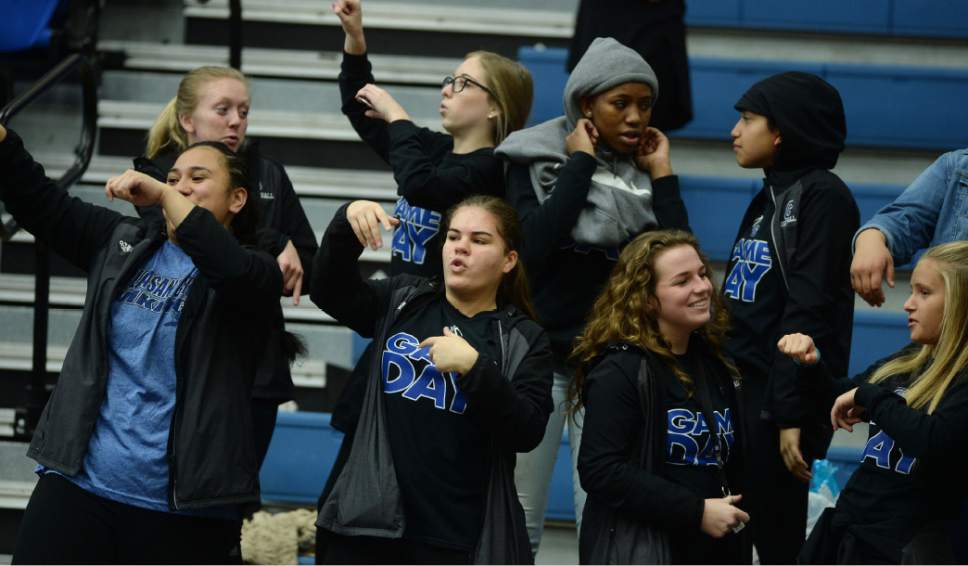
[118,269,196,316]
[392,198,441,266]
[666,407,735,466]
[723,238,772,302]
[861,428,917,475]
[381,332,468,414]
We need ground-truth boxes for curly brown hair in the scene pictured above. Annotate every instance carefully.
[568,230,738,413]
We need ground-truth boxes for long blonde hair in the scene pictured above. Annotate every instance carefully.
[570,230,738,410]
[465,51,533,145]
[868,241,968,413]
[146,66,249,158]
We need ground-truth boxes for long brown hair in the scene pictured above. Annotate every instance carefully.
[146,66,249,158]
[465,51,533,145]
[569,230,738,411]
[442,195,536,320]
[867,241,968,413]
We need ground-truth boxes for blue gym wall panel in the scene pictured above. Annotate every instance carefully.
[892,0,968,39]
[685,0,743,27]
[849,310,910,377]
[679,175,758,262]
[741,0,890,34]
[260,412,343,504]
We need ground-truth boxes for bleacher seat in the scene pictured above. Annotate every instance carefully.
[0,0,62,52]
[686,0,968,39]
[521,47,968,151]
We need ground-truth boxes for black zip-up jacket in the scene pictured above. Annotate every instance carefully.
[1,130,281,509]
[135,143,317,400]
[578,344,748,551]
[310,203,553,550]
[506,155,690,363]
[725,168,859,458]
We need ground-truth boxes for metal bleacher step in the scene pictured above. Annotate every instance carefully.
[183,0,574,57]
[98,40,462,85]
[37,152,398,203]
[100,27,968,85]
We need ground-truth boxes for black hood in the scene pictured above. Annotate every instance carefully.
[735,71,846,171]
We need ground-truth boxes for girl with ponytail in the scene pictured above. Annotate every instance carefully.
[136,65,317,473]
[309,195,552,563]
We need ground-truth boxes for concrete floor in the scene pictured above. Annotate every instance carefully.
[535,524,579,565]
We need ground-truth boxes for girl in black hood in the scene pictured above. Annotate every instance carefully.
[722,71,860,563]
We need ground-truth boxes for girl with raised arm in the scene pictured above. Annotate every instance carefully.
[2,124,280,563]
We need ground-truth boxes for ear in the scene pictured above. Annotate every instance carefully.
[228,186,247,215]
[579,96,593,119]
[773,133,782,147]
[502,249,518,275]
[488,106,500,120]
[178,113,195,136]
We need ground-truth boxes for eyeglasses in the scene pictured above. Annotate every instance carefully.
[442,75,493,96]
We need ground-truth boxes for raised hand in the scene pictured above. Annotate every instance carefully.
[635,126,672,178]
[346,199,399,250]
[333,0,366,54]
[105,169,169,207]
[831,387,866,432]
[777,333,819,365]
[355,84,410,123]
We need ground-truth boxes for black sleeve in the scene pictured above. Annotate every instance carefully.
[339,51,391,163]
[0,130,123,271]
[578,354,706,531]
[652,175,691,232]
[455,329,554,452]
[505,154,597,271]
[174,206,282,312]
[309,203,393,337]
[801,344,917,412]
[769,185,859,428]
[262,162,319,283]
[856,374,968,460]
[387,120,503,210]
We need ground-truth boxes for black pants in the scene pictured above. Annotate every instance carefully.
[14,474,242,564]
[316,530,472,565]
[746,414,809,564]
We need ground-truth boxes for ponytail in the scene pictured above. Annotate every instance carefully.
[146,97,187,159]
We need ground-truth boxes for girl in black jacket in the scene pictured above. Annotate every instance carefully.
[309,195,553,564]
[572,230,751,564]
[138,65,317,468]
[778,241,968,564]
[2,124,281,563]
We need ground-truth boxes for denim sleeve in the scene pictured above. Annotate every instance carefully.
[855,151,953,265]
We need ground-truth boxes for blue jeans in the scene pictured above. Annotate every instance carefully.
[514,370,587,554]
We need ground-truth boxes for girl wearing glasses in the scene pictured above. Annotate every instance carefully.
[332,0,533,278]
[495,36,690,552]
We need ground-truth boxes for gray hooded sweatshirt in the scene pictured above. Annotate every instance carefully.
[495,37,660,247]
